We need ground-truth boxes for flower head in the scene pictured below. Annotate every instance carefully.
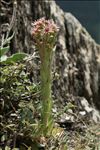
[31,17,59,48]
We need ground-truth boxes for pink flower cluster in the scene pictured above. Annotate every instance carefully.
[31,18,59,46]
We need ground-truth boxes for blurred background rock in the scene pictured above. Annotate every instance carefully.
[56,0,100,44]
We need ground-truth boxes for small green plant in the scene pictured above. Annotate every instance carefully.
[0,63,40,149]
[0,46,28,64]
[32,17,59,136]
[0,34,28,64]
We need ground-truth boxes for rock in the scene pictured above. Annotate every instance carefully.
[81,98,93,113]
[60,113,74,122]
[80,97,100,122]
[79,111,86,116]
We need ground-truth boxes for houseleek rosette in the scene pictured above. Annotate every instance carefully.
[32,18,59,136]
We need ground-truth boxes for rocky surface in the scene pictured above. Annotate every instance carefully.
[49,0,100,121]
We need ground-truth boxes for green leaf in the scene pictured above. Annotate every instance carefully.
[4,53,28,64]
[0,46,9,57]
[0,55,8,62]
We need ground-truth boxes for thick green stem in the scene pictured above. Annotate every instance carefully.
[40,49,53,136]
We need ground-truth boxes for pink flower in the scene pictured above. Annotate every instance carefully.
[31,17,59,47]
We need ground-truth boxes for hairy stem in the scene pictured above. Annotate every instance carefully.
[40,49,53,136]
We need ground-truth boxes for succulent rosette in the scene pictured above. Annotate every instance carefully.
[32,17,59,50]
[32,18,59,136]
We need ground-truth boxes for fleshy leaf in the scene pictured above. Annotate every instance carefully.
[0,46,9,57]
[3,53,28,64]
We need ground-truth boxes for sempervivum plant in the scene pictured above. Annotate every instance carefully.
[32,17,59,136]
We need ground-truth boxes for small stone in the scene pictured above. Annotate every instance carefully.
[79,111,86,116]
